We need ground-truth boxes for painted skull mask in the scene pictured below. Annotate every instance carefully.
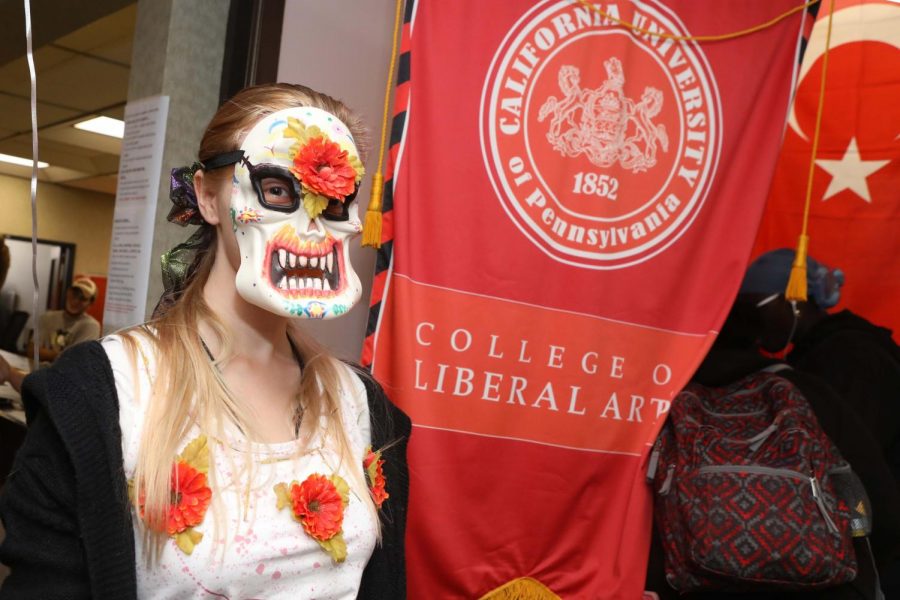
[229,107,365,319]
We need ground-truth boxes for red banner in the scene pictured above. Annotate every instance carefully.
[368,1,804,596]
[753,0,900,339]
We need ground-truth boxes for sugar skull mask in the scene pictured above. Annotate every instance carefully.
[225,107,365,319]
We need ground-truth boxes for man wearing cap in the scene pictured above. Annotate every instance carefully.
[31,276,101,364]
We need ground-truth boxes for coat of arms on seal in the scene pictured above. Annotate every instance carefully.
[538,58,669,173]
[480,0,721,270]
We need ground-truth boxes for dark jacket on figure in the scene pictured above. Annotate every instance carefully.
[0,341,410,600]
[789,310,900,484]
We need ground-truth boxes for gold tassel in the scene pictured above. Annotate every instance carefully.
[787,0,834,303]
[479,577,561,600]
[362,172,384,248]
[785,234,809,302]
[362,0,404,250]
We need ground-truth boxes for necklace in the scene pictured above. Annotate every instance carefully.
[198,333,306,434]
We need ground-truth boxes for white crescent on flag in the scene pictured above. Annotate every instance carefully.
[788,1,900,141]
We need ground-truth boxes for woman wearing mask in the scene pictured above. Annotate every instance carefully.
[0,83,409,600]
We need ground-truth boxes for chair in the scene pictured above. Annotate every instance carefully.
[0,310,28,353]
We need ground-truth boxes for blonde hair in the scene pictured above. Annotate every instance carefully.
[122,83,376,560]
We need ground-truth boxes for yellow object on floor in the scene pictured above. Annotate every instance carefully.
[479,577,561,600]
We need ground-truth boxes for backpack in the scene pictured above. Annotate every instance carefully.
[648,369,860,592]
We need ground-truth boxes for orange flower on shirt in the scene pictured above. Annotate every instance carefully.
[290,473,345,541]
[275,472,351,563]
[363,446,389,509]
[163,461,212,535]
[129,435,212,555]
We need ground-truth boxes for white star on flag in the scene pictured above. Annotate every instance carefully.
[815,137,890,203]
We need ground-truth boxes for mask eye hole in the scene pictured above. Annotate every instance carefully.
[321,182,359,222]
[322,199,349,221]
[261,176,295,208]
[247,162,301,212]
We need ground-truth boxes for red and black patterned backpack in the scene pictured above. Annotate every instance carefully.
[648,369,859,592]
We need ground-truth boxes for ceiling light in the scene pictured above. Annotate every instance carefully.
[0,153,48,168]
[74,116,125,139]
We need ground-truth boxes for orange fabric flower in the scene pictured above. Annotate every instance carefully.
[291,136,357,200]
[290,474,345,541]
[167,462,212,535]
[139,461,212,536]
[364,447,389,509]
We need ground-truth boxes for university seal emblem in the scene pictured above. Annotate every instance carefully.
[480,0,721,269]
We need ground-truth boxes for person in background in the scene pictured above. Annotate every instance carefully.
[0,272,100,391]
[740,248,900,597]
[646,267,900,599]
[740,249,900,486]
[31,276,100,363]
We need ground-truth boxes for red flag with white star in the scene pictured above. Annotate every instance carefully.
[753,0,900,337]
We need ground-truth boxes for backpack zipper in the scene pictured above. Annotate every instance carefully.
[810,474,840,535]
[659,465,675,495]
[646,439,661,481]
[698,465,807,479]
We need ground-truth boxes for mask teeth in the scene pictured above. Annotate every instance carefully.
[272,246,340,295]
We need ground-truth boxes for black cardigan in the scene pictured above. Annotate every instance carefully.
[0,341,409,599]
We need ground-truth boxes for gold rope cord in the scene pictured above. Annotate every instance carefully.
[367,0,825,249]
[785,0,836,302]
[570,0,836,299]
[575,0,820,42]
[362,0,406,248]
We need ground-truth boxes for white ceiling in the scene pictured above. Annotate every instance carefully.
[0,3,135,194]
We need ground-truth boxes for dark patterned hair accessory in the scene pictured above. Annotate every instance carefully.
[167,163,204,226]
[167,152,245,226]
[158,152,245,316]
[154,225,215,317]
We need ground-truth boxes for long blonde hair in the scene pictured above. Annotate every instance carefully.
[122,84,376,559]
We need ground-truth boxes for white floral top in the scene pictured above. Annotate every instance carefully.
[102,335,377,600]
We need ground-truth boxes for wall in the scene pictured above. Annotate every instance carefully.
[277,0,396,360]
[1,173,115,275]
[130,0,230,322]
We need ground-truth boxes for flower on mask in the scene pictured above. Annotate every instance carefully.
[274,472,350,563]
[129,436,212,555]
[284,117,365,219]
[292,137,357,200]
[363,446,389,509]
